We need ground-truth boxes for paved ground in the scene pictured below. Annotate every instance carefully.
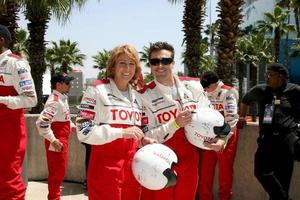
[25,181,88,200]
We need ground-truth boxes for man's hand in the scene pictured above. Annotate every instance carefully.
[51,139,63,152]
[175,110,193,127]
[122,126,144,140]
[204,138,226,152]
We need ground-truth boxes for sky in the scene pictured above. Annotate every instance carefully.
[19,0,218,80]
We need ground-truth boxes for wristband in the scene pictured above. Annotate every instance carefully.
[171,120,180,130]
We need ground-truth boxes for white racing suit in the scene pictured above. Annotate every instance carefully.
[36,90,72,200]
[140,76,211,200]
[76,79,142,200]
[0,49,37,200]
[199,81,239,200]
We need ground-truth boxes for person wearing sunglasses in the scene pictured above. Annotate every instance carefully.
[199,71,239,200]
[140,41,224,200]
[0,24,37,200]
[238,63,300,200]
[36,73,76,200]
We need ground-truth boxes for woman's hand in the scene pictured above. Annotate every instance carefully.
[122,126,144,140]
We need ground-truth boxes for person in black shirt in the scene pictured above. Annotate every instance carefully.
[238,63,300,200]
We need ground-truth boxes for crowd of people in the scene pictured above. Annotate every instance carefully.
[1,23,300,200]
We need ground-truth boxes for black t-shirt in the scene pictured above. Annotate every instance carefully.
[242,82,300,136]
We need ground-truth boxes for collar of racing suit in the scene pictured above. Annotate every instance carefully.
[206,81,223,98]
[53,89,68,101]
[153,75,194,102]
[108,78,137,104]
[0,49,12,61]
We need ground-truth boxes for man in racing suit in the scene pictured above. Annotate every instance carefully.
[0,24,37,200]
[36,73,75,200]
[140,42,226,200]
[199,71,239,200]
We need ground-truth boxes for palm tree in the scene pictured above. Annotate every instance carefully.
[182,0,206,77]
[256,5,295,62]
[204,23,219,57]
[278,0,300,38]
[21,0,87,113]
[182,39,217,74]
[92,49,111,80]
[216,0,244,85]
[169,0,206,77]
[235,32,274,98]
[46,39,86,74]
[139,45,150,68]
[144,72,154,84]
[0,0,20,49]
[14,28,29,58]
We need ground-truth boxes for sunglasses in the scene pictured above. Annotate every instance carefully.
[149,57,173,66]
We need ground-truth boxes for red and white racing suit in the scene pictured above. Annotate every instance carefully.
[76,79,142,200]
[140,76,211,200]
[0,49,37,200]
[199,81,239,200]
[36,90,72,200]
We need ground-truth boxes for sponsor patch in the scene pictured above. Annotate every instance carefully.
[82,126,93,135]
[80,104,95,110]
[141,126,148,133]
[141,117,149,124]
[18,67,28,74]
[77,121,94,135]
[224,105,236,110]
[79,110,96,120]
[83,97,96,105]
[39,121,50,128]
[19,73,30,80]
[19,80,32,87]
[0,60,8,68]
[22,86,34,91]
[226,96,235,101]
[45,106,56,115]
[42,112,54,120]
[23,91,35,97]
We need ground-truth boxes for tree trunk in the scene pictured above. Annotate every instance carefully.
[25,8,50,113]
[182,0,205,77]
[274,27,281,62]
[216,0,244,86]
[61,62,68,74]
[285,9,290,68]
[294,8,300,38]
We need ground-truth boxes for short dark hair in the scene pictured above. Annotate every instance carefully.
[148,41,175,61]
[51,73,74,90]
[200,71,219,88]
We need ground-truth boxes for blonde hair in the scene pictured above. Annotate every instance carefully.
[106,44,141,84]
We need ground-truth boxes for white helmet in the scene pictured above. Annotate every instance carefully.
[184,107,230,150]
[132,143,178,190]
